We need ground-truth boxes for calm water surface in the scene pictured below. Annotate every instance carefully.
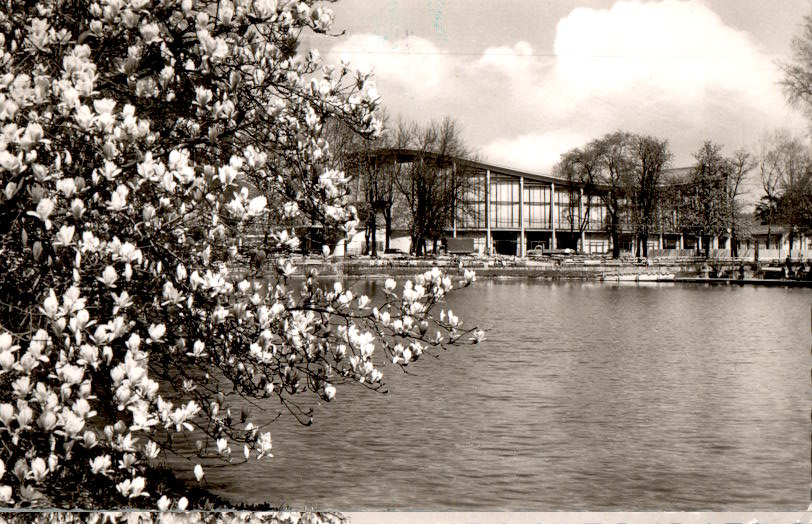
[205,281,812,510]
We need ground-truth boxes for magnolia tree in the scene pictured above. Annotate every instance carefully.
[0,0,478,510]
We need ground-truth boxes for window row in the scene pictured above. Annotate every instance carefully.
[456,201,608,230]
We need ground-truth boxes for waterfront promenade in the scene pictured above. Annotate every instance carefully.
[271,253,812,286]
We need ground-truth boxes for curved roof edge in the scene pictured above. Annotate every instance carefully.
[361,147,691,187]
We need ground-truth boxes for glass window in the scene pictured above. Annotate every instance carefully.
[489,178,520,229]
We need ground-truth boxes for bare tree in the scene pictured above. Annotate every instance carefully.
[777,11,812,252]
[630,135,672,258]
[596,132,636,258]
[781,10,812,119]
[681,141,736,258]
[328,112,399,255]
[556,147,599,253]
[726,149,756,257]
[559,133,678,258]
[393,118,476,256]
[756,154,781,249]
[756,131,812,250]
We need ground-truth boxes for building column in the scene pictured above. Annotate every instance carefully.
[658,233,663,250]
[452,161,457,238]
[550,182,557,250]
[679,233,684,250]
[579,187,585,254]
[485,169,492,255]
[519,176,526,257]
[724,235,731,250]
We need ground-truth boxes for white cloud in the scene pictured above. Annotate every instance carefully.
[475,41,536,76]
[482,131,590,174]
[323,0,807,173]
[551,1,782,110]
[331,34,451,90]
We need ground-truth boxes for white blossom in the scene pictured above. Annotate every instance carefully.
[193,464,204,482]
[116,476,148,498]
[0,0,471,505]
[28,458,48,483]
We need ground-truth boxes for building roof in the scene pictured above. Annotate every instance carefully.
[360,147,693,189]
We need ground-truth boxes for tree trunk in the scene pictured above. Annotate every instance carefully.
[364,226,371,255]
[641,232,649,258]
[384,206,392,251]
[370,211,377,256]
[610,224,621,259]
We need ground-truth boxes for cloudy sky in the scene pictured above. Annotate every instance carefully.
[309,0,812,174]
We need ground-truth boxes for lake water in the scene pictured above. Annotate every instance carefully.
[205,280,812,510]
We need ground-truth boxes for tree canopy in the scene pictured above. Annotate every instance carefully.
[756,132,812,247]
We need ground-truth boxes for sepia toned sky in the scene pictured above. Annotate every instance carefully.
[309,0,812,174]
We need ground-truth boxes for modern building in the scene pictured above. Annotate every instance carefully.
[343,148,810,259]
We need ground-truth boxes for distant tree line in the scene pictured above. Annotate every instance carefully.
[556,132,761,259]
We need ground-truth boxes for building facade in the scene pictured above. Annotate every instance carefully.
[347,148,810,259]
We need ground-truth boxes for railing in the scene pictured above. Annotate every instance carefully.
[646,248,809,261]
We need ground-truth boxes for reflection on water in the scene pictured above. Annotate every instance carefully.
[202,281,811,510]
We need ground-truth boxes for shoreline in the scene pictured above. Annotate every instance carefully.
[271,256,812,287]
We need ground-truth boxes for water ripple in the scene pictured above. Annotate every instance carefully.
[202,282,812,511]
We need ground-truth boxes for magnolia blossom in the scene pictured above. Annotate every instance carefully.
[256,432,273,459]
[323,383,336,401]
[28,198,55,229]
[0,404,13,426]
[116,476,148,498]
[0,0,476,509]
[154,495,170,511]
[193,464,204,482]
[97,266,118,288]
[28,457,48,483]
[54,225,75,246]
[247,195,267,216]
